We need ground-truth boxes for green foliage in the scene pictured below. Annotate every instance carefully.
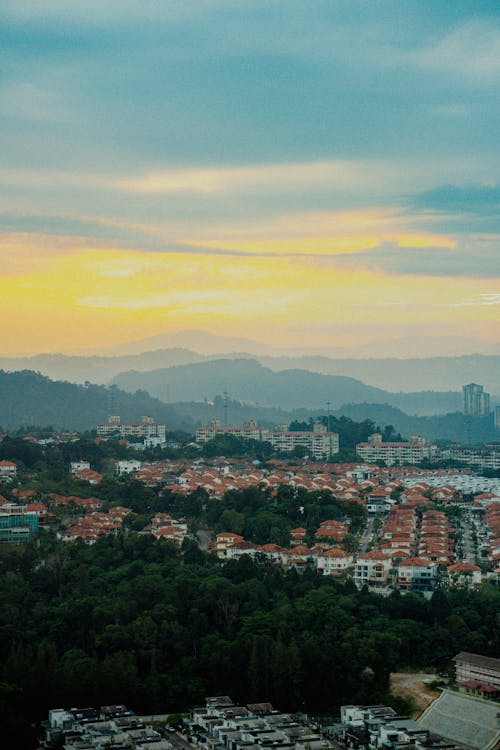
[289,416,377,449]
[202,434,273,459]
[0,370,189,432]
[0,532,497,742]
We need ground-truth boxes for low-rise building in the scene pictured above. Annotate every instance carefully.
[115,459,142,475]
[69,461,90,474]
[0,509,39,542]
[353,550,392,591]
[454,651,500,689]
[397,557,437,591]
[43,704,170,749]
[189,696,329,750]
[447,562,482,589]
[0,460,17,481]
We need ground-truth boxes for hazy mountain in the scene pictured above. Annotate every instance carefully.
[111,358,461,415]
[0,349,205,385]
[259,354,500,395]
[0,369,496,445]
[335,402,497,444]
[1,347,497,400]
[89,330,500,359]
[99,330,277,356]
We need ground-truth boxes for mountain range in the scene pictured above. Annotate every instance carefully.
[0,347,498,398]
[111,358,463,415]
[0,369,496,444]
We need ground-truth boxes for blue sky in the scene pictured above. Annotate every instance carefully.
[1,1,499,354]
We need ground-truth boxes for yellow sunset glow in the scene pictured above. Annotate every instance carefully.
[0,240,498,354]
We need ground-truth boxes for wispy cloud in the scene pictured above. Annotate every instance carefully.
[333,238,500,279]
[451,293,500,307]
[408,19,500,84]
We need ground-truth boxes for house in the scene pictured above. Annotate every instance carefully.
[397,557,437,591]
[315,547,354,576]
[70,461,90,474]
[353,550,392,590]
[115,459,142,475]
[447,562,482,589]
[0,460,17,481]
[366,489,394,514]
[74,468,103,484]
[214,532,245,557]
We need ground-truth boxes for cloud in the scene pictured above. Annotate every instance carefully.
[451,293,500,307]
[333,238,500,279]
[408,19,500,84]
[413,184,500,214]
[116,160,367,195]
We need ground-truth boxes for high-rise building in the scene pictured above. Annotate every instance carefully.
[462,383,490,417]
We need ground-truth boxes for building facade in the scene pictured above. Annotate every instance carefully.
[196,419,339,459]
[0,509,39,542]
[97,415,166,443]
[356,433,438,466]
[463,383,490,417]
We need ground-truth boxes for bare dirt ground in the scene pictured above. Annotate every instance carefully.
[390,672,441,718]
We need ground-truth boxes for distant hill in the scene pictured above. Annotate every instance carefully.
[335,402,497,444]
[0,347,498,400]
[0,369,496,445]
[111,358,462,415]
[260,353,500,395]
[0,370,193,432]
[0,349,205,385]
[112,359,392,409]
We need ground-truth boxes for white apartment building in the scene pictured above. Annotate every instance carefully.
[97,415,166,443]
[266,421,339,459]
[196,418,265,444]
[196,419,339,459]
[440,444,500,470]
[356,433,438,466]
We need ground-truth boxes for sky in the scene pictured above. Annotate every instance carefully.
[1,0,499,356]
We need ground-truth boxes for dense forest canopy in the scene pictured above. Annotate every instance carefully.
[0,532,498,749]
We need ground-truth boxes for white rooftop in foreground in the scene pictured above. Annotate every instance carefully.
[417,690,500,750]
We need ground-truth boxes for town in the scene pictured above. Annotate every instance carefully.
[1,408,499,595]
[0,406,498,750]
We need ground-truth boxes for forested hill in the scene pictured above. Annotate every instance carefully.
[0,370,191,432]
[112,358,461,414]
[0,369,495,444]
[336,403,498,444]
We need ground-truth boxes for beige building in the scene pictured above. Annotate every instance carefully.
[196,418,339,459]
[97,414,166,442]
[356,433,438,466]
[454,652,500,689]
